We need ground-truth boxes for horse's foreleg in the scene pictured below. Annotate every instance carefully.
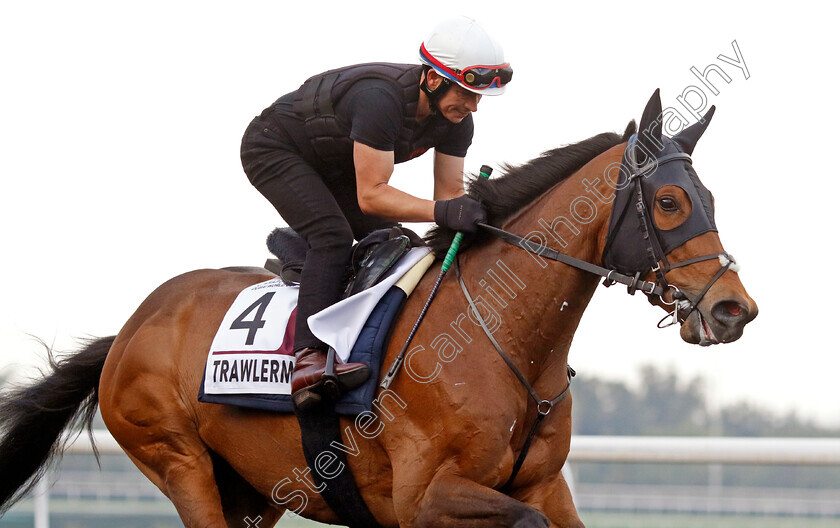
[410,473,549,528]
[512,471,584,528]
[210,449,285,527]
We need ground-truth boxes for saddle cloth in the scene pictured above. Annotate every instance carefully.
[198,247,433,415]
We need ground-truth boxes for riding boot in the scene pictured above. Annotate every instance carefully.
[291,347,370,410]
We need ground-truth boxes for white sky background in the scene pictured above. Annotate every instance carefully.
[1,1,838,426]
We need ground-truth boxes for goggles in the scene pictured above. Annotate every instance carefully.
[420,44,513,90]
[460,65,513,89]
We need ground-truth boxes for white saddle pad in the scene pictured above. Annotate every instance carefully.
[202,247,431,396]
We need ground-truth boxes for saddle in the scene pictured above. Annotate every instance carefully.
[264,225,424,295]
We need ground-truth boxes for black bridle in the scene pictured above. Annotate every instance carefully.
[601,134,736,325]
[478,222,734,328]
[477,135,737,329]
[456,137,738,491]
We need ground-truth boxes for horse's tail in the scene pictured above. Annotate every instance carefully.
[0,336,115,514]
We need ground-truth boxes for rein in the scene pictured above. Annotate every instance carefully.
[479,223,666,296]
[479,221,735,327]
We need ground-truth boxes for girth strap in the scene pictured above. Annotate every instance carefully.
[455,257,574,493]
[295,406,384,528]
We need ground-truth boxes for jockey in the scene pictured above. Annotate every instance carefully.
[240,16,512,409]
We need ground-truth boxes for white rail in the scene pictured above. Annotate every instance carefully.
[65,429,123,454]
[65,430,840,465]
[28,431,840,528]
[568,435,840,465]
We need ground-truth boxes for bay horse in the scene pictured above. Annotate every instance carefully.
[0,90,756,527]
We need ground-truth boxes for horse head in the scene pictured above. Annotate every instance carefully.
[603,89,758,345]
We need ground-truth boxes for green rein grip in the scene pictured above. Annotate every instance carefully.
[442,233,464,273]
[440,165,493,274]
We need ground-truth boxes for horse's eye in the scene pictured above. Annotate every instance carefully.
[658,196,679,212]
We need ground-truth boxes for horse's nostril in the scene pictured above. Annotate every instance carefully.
[712,300,748,326]
[724,302,743,317]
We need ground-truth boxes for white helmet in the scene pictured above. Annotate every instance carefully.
[419,16,512,96]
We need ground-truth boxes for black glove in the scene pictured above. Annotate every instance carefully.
[434,195,487,233]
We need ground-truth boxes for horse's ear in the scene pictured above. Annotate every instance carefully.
[637,88,663,154]
[672,105,716,155]
[622,120,637,141]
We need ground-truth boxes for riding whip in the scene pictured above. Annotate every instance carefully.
[380,165,492,389]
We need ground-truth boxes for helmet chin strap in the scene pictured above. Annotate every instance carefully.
[420,69,451,116]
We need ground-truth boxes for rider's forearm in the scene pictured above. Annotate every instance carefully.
[357,183,436,222]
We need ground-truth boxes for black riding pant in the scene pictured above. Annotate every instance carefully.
[240,117,394,352]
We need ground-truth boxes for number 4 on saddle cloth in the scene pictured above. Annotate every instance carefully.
[198,227,434,416]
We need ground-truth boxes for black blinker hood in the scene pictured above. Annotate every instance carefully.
[602,90,718,275]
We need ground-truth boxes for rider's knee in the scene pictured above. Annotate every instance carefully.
[307,222,354,253]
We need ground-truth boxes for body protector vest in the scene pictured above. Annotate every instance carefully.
[292,63,423,164]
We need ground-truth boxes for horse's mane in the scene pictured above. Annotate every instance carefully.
[425,120,638,257]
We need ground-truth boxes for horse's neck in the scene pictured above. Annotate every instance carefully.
[462,148,619,391]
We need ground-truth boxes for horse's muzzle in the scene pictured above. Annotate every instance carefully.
[680,297,758,346]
